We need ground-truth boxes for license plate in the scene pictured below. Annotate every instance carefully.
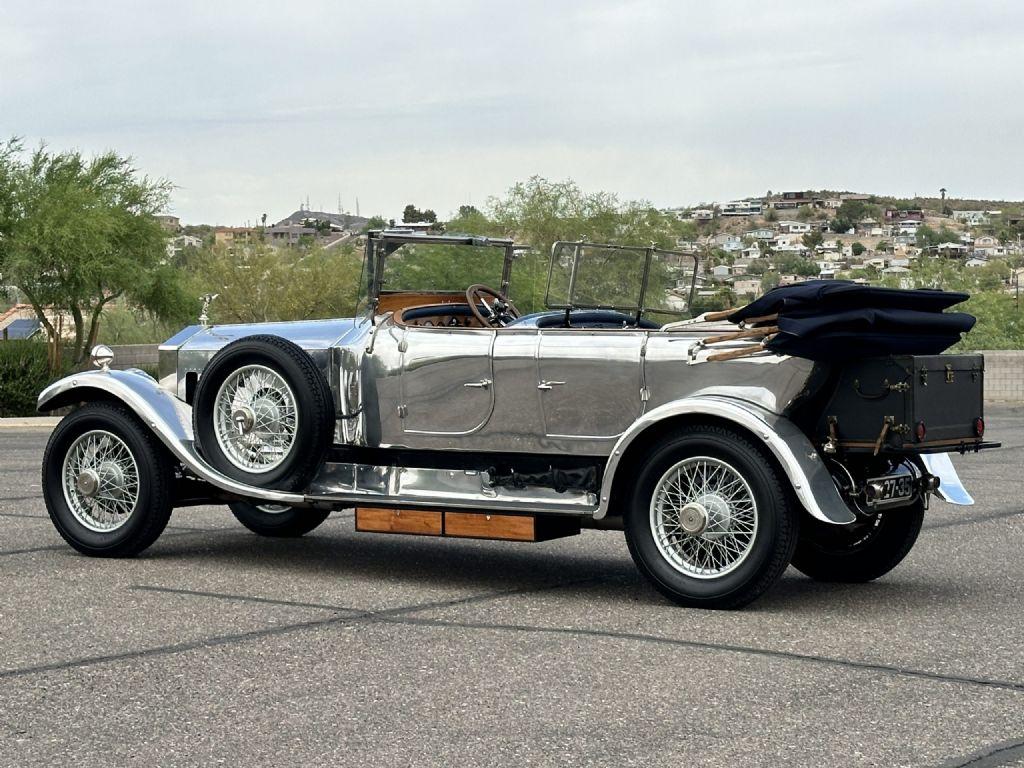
[867,473,914,505]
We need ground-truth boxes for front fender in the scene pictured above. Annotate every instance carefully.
[37,369,304,505]
[597,395,856,524]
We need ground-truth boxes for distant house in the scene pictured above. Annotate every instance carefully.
[155,214,180,232]
[824,199,842,209]
[974,235,999,248]
[745,227,775,240]
[712,233,743,252]
[936,242,969,258]
[691,208,715,221]
[777,274,805,286]
[731,258,753,275]
[720,200,763,216]
[741,243,762,259]
[732,278,762,297]
[214,226,256,246]
[965,257,989,268]
[953,210,990,226]
[840,193,872,202]
[778,220,811,234]
[710,264,731,279]
[885,208,924,223]
[882,265,911,275]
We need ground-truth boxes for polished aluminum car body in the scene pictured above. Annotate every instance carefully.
[38,232,974,529]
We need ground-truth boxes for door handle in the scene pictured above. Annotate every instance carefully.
[537,380,566,390]
[464,379,492,389]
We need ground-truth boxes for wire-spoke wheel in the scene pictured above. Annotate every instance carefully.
[44,402,173,557]
[61,430,141,533]
[624,426,798,609]
[193,335,335,491]
[650,456,758,580]
[213,365,298,472]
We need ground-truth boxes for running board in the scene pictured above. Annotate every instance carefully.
[304,462,599,516]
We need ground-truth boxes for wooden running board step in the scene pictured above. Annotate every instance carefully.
[354,507,580,542]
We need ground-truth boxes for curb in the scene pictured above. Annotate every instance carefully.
[0,417,61,428]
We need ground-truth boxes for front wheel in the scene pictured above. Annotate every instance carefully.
[791,502,924,583]
[624,426,798,609]
[228,500,330,538]
[42,402,174,557]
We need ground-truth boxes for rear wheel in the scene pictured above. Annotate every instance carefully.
[791,502,924,583]
[42,402,174,557]
[624,426,798,609]
[229,500,330,538]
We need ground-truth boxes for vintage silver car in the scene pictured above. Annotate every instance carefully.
[37,231,990,608]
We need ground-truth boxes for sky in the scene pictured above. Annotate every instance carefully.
[2,0,1022,225]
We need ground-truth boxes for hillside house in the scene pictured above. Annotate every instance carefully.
[156,215,180,232]
[953,210,990,226]
[732,278,762,297]
[710,265,731,280]
[214,227,257,246]
[824,199,842,209]
[691,209,714,221]
[778,221,811,234]
[741,243,762,259]
[936,242,969,258]
[720,200,762,216]
[965,257,989,268]
[712,233,744,252]
[840,193,872,202]
[745,227,775,240]
[885,208,924,223]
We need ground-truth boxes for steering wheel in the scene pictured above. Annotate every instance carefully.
[466,284,520,328]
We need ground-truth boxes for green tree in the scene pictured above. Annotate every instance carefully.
[362,215,387,232]
[191,242,361,324]
[0,139,191,369]
[851,241,866,256]
[802,230,824,250]
[402,204,438,224]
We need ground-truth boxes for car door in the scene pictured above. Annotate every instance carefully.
[399,326,495,435]
[536,330,645,439]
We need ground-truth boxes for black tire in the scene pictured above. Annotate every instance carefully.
[192,335,334,491]
[791,502,924,583]
[623,425,798,609]
[229,500,330,538]
[42,402,174,557]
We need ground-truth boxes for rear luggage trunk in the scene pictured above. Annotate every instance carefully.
[810,354,988,454]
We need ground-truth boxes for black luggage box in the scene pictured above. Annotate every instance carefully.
[814,354,986,453]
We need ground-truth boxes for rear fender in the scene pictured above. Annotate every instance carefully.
[597,395,856,524]
[37,369,304,505]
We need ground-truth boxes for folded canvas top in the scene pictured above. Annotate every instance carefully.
[725,280,969,324]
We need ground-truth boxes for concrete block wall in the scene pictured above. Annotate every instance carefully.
[980,351,1024,403]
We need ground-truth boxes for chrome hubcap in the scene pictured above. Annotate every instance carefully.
[214,365,298,473]
[62,430,140,533]
[650,456,758,579]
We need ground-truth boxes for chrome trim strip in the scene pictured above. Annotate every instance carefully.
[596,394,856,525]
[920,453,974,505]
[37,370,305,505]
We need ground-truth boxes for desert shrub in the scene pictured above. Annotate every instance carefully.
[0,340,70,416]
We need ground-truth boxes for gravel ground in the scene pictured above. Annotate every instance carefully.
[0,407,1022,767]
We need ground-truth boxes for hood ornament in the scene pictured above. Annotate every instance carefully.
[199,293,219,327]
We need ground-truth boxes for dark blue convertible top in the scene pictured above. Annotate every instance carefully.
[723,280,975,361]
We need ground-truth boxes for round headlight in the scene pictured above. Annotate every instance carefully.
[90,344,115,371]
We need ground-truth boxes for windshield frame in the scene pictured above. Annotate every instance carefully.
[360,231,517,315]
[545,241,700,322]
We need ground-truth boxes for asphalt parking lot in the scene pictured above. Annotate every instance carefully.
[1,407,1022,767]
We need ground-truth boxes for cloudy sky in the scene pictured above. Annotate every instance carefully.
[3,0,1022,224]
